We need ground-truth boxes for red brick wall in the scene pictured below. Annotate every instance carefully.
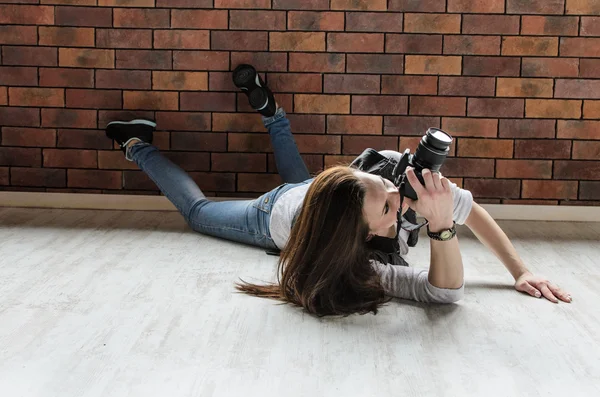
[1,0,599,205]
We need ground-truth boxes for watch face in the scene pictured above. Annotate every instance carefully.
[440,230,452,239]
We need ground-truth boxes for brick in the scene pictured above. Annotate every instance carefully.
[211,153,266,172]
[346,54,403,74]
[152,72,208,91]
[464,179,520,199]
[265,73,321,93]
[171,132,227,152]
[230,10,286,30]
[526,100,581,119]
[382,76,437,95]
[345,12,402,32]
[405,56,461,75]
[0,67,38,86]
[582,17,600,36]
[60,48,114,69]
[439,77,495,97]
[96,29,152,49]
[581,59,600,77]
[560,38,600,57]
[442,118,498,138]
[352,96,408,115]
[39,27,94,47]
[555,161,600,180]
[448,0,504,12]
[9,88,64,108]
[289,53,345,72]
[330,0,386,9]
[497,78,553,98]
[38,68,92,88]
[42,109,96,129]
[98,0,155,6]
[98,110,155,129]
[11,168,66,188]
[411,97,466,116]
[97,150,140,170]
[96,70,150,89]
[508,0,566,14]
[328,33,384,53]
[173,51,228,71]
[116,50,172,70]
[458,138,513,158]
[566,0,600,14]
[0,26,37,45]
[0,148,41,167]
[269,153,323,174]
[273,0,329,9]
[580,181,600,199]
[56,6,112,27]
[65,89,121,109]
[440,158,495,178]
[43,149,97,168]
[269,32,325,52]
[405,14,461,34]
[57,129,112,150]
[0,107,40,127]
[180,93,235,112]
[212,113,263,132]
[122,171,158,190]
[342,136,397,155]
[123,92,177,111]
[2,46,57,66]
[295,95,350,114]
[162,152,210,172]
[287,11,343,31]
[389,0,445,12]
[284,115,325,134]
[499,119,556,138]
[462,15,520,35]
[171,10,228,29]
[468,98,524,118]
[212,31,268,51]
[209,72,238,91]
[228,133,273,152]
[0,88,6,106]
[0,5,54,25]
[496,160,553,179]
[515,140,571,159]
[524,181,578,199]
[327,115,382,135]
[505,199,561,205]
[384,116,441,135]
[153,30,209,50]
[214,0,270,7]
[522,58,579,77]
[584,101,600,118]
[521,16,579,36]
[114,8,169,28]
[463,56,520,77]
[156,112,211,132]
[444,36,501,55]
[324,74,379,94]
[237,173,282,193]
[231,52,287,72]
[502,37,558,56]
[555,79,600,99]
[385,34,442,54]
[573,141,600,159]
[68,170,122,189]
[1,127,56,147]
[557,120,600,139]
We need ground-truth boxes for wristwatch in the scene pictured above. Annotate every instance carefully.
[427,221,457,241]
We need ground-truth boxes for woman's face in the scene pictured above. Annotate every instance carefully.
[355,171,409,237]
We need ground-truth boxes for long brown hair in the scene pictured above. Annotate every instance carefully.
[236,166,389,317]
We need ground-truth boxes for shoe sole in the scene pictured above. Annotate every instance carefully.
[106,119,157,128]
[233,64,263,91]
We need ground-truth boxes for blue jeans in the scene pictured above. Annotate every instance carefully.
[128,108,312,250]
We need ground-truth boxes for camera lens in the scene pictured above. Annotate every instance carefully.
[425,128,452,150]
[411,128,452,173]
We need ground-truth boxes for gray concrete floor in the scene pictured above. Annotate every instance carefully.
[0,207,599,397]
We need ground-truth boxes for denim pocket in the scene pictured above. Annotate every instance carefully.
[252,184,287,214]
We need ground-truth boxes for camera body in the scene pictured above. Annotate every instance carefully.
[392,128,453,201]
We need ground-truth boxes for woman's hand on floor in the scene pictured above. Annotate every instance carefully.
[514,271,572,303]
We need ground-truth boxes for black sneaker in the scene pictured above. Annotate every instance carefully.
[106,119,155,155]
[233,64,277,117]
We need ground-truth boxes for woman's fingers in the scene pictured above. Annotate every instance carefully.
[421,168,436,191]
[406,168,426,198]
[518,281,542,298]
[548,283,572,303]
[540,284,559,303]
